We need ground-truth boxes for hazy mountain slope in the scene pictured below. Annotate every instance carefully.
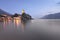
[0,9,12,16]
[42,13,60,19]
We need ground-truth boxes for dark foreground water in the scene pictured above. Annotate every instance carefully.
[0,19,60,40]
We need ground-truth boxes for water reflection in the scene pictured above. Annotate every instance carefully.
[21,20,27,32]
[0,19,27,32]
[0,19,60,40]
[3,20,9,31]
[14,19,21,27]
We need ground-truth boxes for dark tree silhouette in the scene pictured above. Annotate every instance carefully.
[21,12,32,21]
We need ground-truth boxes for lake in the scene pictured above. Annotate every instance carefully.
[0,19,60,40]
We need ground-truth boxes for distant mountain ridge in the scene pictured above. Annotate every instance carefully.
[0,9,12,16]
[42,12,60,19]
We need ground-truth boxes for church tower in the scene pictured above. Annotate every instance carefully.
[22,9,25,14]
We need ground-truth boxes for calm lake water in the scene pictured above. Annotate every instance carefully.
[0,19,60,40]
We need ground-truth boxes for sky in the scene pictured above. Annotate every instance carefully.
[0,0,60,18]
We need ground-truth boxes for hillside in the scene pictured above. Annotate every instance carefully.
[42,12,60,19]
[0,9,12,16]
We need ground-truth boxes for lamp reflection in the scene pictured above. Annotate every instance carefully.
[2,19,27,32]
[14,19,26,32]
[14,19,21,27]
[3,20,8,31]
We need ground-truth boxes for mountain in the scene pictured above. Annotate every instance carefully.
[0,9,12,16]
[42,12,60,19]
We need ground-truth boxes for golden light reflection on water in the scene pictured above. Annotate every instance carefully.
[2,19,26,32]
[14,19,21,27]
[13,19,26,32]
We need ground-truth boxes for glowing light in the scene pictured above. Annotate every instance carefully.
[14,17,21,20]
[22,9,25,13]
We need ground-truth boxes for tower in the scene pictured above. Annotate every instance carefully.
[22,9,25,14]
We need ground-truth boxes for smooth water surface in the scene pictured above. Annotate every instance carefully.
[0,19,60,40]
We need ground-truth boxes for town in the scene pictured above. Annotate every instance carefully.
[0,9,32,22]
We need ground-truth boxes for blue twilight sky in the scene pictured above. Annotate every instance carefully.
[0,0,60,18]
